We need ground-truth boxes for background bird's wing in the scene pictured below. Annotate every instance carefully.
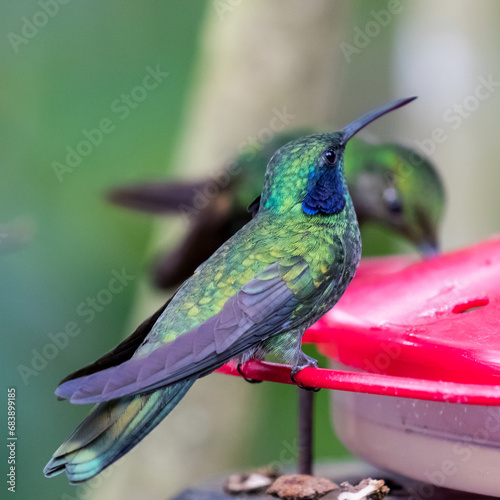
[106,180,210,214]
[247,195,261,217]
[56,256,316,404]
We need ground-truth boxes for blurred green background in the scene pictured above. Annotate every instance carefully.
[2,1,500,499]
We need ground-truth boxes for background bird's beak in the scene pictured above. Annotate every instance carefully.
[418,237,440,258]
[341,96,417,144]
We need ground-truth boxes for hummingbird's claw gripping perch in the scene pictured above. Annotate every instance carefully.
[290,366,321,392]
[237,363,263,384]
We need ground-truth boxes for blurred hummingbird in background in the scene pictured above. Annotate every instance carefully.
[108,126,444,289]
[44,97,416,483]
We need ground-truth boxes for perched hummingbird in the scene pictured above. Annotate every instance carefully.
[44,97,416,483]
[108,128,444,289]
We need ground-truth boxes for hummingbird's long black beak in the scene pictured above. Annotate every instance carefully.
[341,96,417,144]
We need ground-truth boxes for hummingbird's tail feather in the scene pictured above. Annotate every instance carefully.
[44,378,196,484]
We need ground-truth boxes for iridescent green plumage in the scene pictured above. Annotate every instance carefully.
[44,98,416,484]
[108,129,444,289]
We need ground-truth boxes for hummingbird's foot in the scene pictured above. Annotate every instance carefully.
[237,363,263,384]
[290,355,320,391]
[290,372,320,392]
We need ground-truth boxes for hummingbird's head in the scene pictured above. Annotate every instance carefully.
[345,140,445,255]
[260,97,417,217]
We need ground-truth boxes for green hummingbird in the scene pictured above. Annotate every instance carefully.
[44,97,416,483]
[344,138,444,256]
[108,130,444,290]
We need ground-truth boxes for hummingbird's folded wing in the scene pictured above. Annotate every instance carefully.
[55,258,315,405]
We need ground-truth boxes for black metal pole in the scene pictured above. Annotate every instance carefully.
[298,389,314,475]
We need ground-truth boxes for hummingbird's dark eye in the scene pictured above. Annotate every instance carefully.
[322,148,337,166]
[388,199,403,214]
[383,187,403,215]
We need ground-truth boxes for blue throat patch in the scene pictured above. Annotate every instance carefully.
[302,168,346,215]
